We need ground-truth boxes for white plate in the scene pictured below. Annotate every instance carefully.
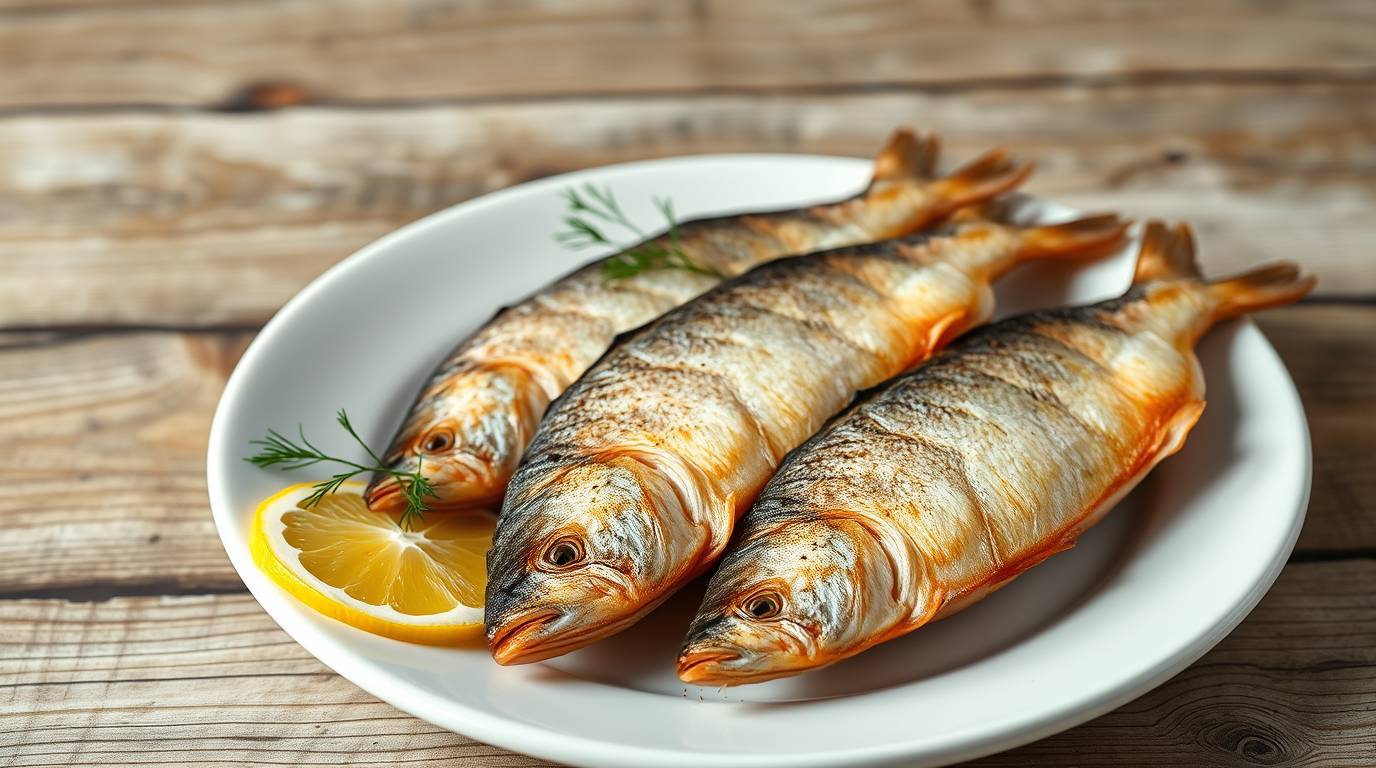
[208,154,1310,768]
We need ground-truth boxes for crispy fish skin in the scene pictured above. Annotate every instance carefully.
[484,212,1129,664]
[678,222,1315,686]
[364,132,1036,513]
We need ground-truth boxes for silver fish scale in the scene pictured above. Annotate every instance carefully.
[505,244,971,509]
[746,299,1197,601]
[377,167,966,512]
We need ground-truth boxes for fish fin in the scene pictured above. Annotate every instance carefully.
[931,536,1078,623]
[1016,213,1131,262]
[944,196,1021,227]
[1207,262,1317,323]
[866,129,940,189]
[925,308,974,358]
[1132,220,1202,284]
[930,149,1034,213]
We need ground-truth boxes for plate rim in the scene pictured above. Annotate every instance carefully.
[207,151,1311,768]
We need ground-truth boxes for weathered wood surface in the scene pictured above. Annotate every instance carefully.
[0,595,550,767]
[2,81,1375,327]
[2,2,1372,764]
[0,332,252,597]
[4,560,1372,767]
[0,305,1368,600]
[1,0,1373,109]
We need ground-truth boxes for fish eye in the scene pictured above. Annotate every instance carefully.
[542,537,585,569]
[421,428,454,454]
[740,590,784,620]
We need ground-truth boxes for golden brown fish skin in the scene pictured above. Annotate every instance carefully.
[366,132,1035,512]
[484,213,1129,665]
[678,222,1315,686]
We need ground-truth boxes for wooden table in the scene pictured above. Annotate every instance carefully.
[2,2,1373,765]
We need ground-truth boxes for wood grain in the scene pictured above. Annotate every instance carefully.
[0,3,1368,766]
[3,81,1374,328]
[965,560,1376,767]
[1,0,1373,110]
[3,560,1371,767]
[0,305,1368,598]
[0,331,252,597]
[0,595,551,767]
[1274,305,1376,553]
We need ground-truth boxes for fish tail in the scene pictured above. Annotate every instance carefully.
[943,195,1021,227]
[1132,220,1202,284]
[1128,221,1314,339]
[1206,262,1317,322]
[1133,220,1315,319]
[865,129,940,190]
[930,149,1035,213]
[866,145,1030,240]
[1016,213,1132,262]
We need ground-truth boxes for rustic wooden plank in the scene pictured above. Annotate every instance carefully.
[2,82,1374,328]
[0,305,1368,597]
[1278,305,1376,553]
[2,560,1371,766]
[0,595,551,767]
[966,559,1376,767]
[0,331,252,596]
[1,0,1373,110]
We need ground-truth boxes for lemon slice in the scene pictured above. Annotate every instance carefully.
[251,481,494,644]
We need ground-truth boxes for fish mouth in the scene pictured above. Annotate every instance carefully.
[487,597,651,665]
[364,474,403,512]
[676,648,743,684]
[488,611,562,665]
[366,455,504,512]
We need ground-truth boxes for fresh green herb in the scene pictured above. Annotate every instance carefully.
[555,184,722,280]
[245,409,434,530]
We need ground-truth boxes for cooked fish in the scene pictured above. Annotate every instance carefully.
[365,131,1033,513]
[677,222,1314,685]
[484,211,1130,664]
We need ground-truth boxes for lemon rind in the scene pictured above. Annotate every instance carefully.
[251,481,485,645]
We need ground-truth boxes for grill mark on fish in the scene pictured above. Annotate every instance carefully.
[908,360,1088,532]
[595,274,878,464]
[890,401,1034,545]
[724,296,872,361]
[620,350,780,462]
[851,409,1007,566]
[954,342,1110,444]
[530,282,694,332]
[904,392,1007,439]
[725,254,891,340]
[615,280,697,306]
[1016,319,1183,425]
[499,303,614,336]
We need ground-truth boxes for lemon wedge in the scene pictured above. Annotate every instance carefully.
[250,481,493,644]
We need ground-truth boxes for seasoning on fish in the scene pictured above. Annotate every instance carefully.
[484,210,1131,665]
[677,222,1314,685]
[365,131,1033,514]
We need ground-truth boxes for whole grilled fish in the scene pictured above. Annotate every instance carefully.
[366,131,1031,513]
[485,211,1130,664]
[677,222,1314,685]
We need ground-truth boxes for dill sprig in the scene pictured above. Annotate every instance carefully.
[555,184,722,280]
[245,409,434,531]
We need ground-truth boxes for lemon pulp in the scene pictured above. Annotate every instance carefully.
[251,481,493,644]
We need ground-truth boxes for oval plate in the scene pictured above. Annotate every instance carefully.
[208,154,1310,768]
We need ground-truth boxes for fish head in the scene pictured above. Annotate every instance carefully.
[485,456,702,664]
[366,366,545,512]
[677,515,908,686]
